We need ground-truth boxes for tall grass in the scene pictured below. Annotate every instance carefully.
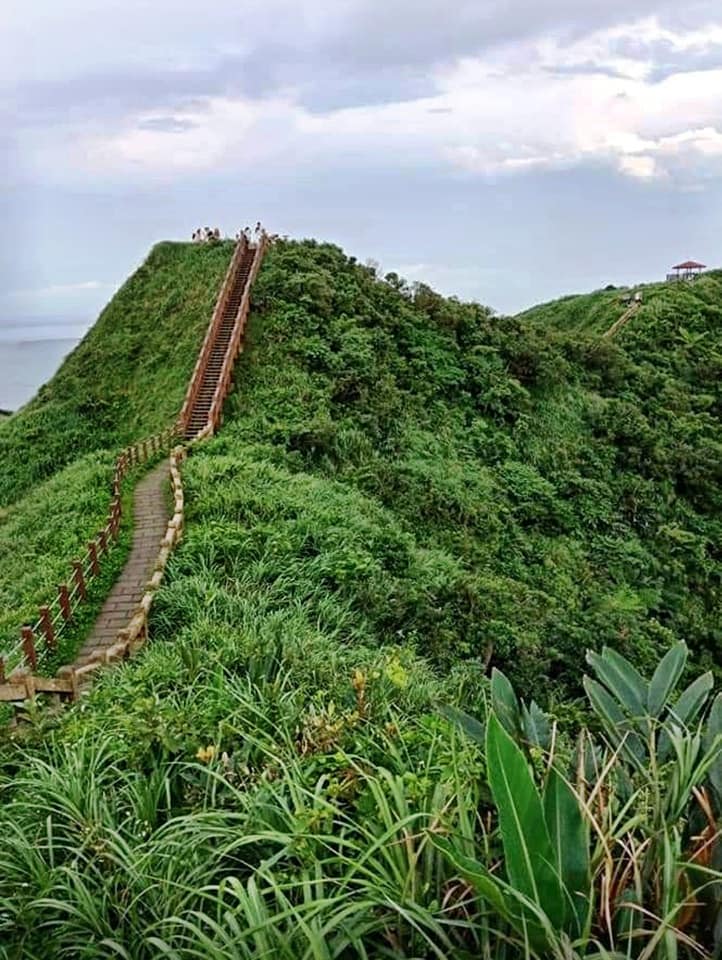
[1,643,719,958]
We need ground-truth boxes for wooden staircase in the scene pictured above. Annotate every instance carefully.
[602,300,641,339]
[179,234,267,440]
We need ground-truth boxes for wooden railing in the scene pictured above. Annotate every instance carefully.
[178,237,250,435]
[0,425,179,686]
[206,234,268,434]
[56,443,187,698]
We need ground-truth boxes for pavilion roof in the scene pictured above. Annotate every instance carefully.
[672,260,706,270]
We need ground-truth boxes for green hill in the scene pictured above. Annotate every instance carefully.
[0,240,720,958]
[0,240,233,506]
[0,240,233,655]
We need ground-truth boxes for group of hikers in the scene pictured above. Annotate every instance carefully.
[191,227,221,243]
[235,222,264,242]
[191,223,265,244]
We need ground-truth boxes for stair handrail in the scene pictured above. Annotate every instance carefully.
[206,233,268,434]
[178,236,249,434]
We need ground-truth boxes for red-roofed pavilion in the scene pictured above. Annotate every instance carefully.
[667,260,706,282]
[667,260,705,280]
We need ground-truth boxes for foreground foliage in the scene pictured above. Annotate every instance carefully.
[0,642,719,958]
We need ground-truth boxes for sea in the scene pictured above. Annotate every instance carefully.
[0,338,79,412]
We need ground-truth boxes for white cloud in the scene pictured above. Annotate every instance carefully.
[15,14,722,188]
[9,280,106,298]
[618,154,658,178]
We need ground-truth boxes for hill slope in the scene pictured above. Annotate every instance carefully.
[0,240,233,507]
[162,244,720,696]
[0,240,720,958]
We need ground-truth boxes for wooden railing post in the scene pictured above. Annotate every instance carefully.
[21,626,38,671]
[58,584,72,622]
[0,656,5,684]
[72,560,87,601]
[39,605,56,650]
[112,499,122,538]
[88,541,100,576]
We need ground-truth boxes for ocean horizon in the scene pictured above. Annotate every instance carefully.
[0,338,79,412]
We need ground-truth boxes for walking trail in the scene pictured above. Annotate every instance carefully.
[72,462,170,668]
[0,232,267,705]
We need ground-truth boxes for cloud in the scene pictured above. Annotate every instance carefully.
[31,15,719,191]
[9,280,107,298]
[618,154,658,178]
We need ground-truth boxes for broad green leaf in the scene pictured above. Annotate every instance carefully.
[521,700,551,750]
[583,677,646,767]
[586,650,645,721]
[490,668,520,737]
[430,835,511,919]
[661,671,713,759]
[647,642,687,716]
[542,767,591,938]
[602,646,647,705]
[667,672,713,728]
[439,705,485,746]
[485,712,566,928]
[431,834,548,950]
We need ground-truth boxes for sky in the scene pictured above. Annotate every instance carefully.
[2,0,722,339]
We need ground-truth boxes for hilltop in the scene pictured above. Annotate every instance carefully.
[0,239,720,958]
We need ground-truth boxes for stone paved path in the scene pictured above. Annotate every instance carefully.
[73,461,170,667]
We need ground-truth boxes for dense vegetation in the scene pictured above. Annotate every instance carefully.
[0,241,233,656]
[0,240,720,958]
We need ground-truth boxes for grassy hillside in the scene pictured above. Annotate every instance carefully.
[0,240,720,957]
[0,240,233,507]
[519,269,722,336]
[172,245,720,698]
[0,240,232,658]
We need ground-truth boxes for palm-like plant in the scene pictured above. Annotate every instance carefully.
[436,642,722,958]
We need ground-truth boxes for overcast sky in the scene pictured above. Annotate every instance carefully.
[2,0,722,338]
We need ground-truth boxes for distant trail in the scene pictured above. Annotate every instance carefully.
[70,462,170,669]
[602,302,641,339]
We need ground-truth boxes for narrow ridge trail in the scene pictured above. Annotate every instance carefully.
[69,462,170,670]
[1,232,267,705]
